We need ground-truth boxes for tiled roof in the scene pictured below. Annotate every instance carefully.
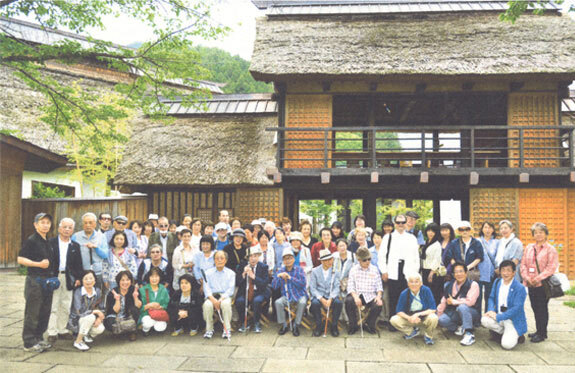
[163,93,277,115]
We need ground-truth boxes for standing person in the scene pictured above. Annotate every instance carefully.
[235,246,270,333]
[230,217,242,231]
[214,222,230,251]
[390,273,438,345]
[48,217,83,343]
[439,223,456,275]
[405,211,425,247]
[193,235,216,283]
[189,218,203,250]
[333,239,356,298]
[223,228,247,272]
[203,220,215,237]
[379,214,420,328]
[103,231,138,292]
[280,217,293,240]
[147,214,159,232]
[345,247,383,335]
[421,223,444,307]
[105,215,138,252]
[272,227,291,270]
[264,221,277,244]
[309,249,342,337]
[478,221,499,312]
[347,214,372,243]
[73,212,109,289]
[97,213,112,234]
[104,271,141,341]
[482,260,527,349]
[142,220,155,240]
[68,270,105,351]
[330,221,346,241]
[18,213,55,352]
[137,244,173,290]
[289,232,313,285]
[255,230,275,274]
[216,210,231,235]
[495,220,524,281]
[349,227,372,254]
[311,227,337,267]
[243,224,258,248]
[273,248,307,336]
[443,221,483,286]
[437,262,481,346]
[381,219,394,236]
[251,220,263,237]
[301,219,318,248]
[168,220,179,234]
[169,274,203,337]
[148,216,179,263]
[130,220,149,268]
[520,222,559,343]
[139,267,170,335]
[202,251,236,339]
[172,228,199,291]
[181,214,192,230]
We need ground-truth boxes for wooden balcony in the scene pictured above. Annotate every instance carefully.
[267,125,575,177]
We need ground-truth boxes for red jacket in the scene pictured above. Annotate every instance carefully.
[310,241,337,268]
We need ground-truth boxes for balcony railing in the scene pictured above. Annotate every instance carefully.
[267,125,575,171]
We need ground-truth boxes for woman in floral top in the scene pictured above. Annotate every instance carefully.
[103,231,138,291]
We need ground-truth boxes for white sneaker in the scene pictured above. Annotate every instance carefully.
[222,330,231,339]
[74,341,90,351]
[37,340,52,349]
[83,335,94,343]
[454,326,464,336]
[460,332,475,346]
[203,330,213,339]
[23,344,44,352]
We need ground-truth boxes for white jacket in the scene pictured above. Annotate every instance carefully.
[378,231,420,281]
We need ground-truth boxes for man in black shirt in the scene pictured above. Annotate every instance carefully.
[18,212,56,352]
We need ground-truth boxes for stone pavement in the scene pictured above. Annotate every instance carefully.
[1,270,574,373]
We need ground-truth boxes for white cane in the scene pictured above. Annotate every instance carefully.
[324,267,336,338]
[284,281,293,332]
[244,266,250,332]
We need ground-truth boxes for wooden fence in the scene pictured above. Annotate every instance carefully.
[4,196,149,267]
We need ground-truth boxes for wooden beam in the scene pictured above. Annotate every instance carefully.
[469,171,479,185]
[322,82,331,92]
[369,82,378,92]
[462,82,474,91]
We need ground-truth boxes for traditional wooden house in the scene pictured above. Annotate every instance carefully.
[116,0,575,276]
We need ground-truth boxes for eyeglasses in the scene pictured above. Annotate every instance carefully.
[395,221,406,225]
[100,217,111,221]
[360,259,371,262]
[159,224,169,228]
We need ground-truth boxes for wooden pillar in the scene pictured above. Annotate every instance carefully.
[0,144,26,266]
[433,199,441,223]
[363,195,377,230]
[341,199,351,232]
[461,192,470,221]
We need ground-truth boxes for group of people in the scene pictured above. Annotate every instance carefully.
[18,208,559,353]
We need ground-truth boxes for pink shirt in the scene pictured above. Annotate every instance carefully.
[520,242,558,288]
[437,280,480,316]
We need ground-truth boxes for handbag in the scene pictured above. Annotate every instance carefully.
[533,247,564,299]
[36,276,60,292]
[459,239,480,282]
[112,317,137,334]
[145,288,169,322]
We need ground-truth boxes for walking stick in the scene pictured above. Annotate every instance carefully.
[202,269,231,342]
[358,305,364,338]
[284,281,293,332]
[324,267,336,338]
[244,266,250,332]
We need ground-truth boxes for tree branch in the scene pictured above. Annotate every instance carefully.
[0,0,20,8]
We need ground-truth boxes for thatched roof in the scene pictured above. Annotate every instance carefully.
[114,114,277,186]
[250,13,575,81]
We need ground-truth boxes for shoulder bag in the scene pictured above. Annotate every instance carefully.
[459,239,480,282]
[533,247,563,299]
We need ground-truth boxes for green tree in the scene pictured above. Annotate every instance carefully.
[1,0,227,154]
[32,182,67,199]
[503,1,572,22]
[378,200,433,231]
[300,200,343,234]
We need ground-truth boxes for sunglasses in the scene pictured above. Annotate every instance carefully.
[159,224,169,228]
[116,221,126,225]
[459,228,471,232]
[360,259,371,262]
[395,221,406,225]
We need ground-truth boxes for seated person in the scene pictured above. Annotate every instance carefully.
[481,260,527,350]
[168,274,203,337]
[272,248,307,337]
[345,247,383,335]
[139,267,170,335]
[309,249,342,337]
[390,273,438,345]
[235,246,270,333]
[104,270,142,341]
[67,270,105,351]
[201,251,235,339]
[137,244,173,290]
[437,261,481,346]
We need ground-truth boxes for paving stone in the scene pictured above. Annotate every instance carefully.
[308,347,384,361]
[0,336,23,348]
[383,349,465,363]
[231,346,307,359]
[0,327,21,337]
[533,351,575,365]
[179,357,264,372]
[46,365,128,373]
[103,354,187,370]
[510,366,575,373]
[28,351,114,366]
[89,339,167,354]
[503,340,566,352]
[157,344,236,358]
[460,350,545,365]
[263,359,345,373]
[555,340,575,351]
[0,347,42,362]
[274,336,345,348]
[547,331,575,340]
[428,364,514,373]
[347,362,430,373]
[3,361,53,373]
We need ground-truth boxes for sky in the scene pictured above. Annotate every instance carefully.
[88,0,262,60]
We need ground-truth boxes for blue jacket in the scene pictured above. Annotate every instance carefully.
[487,277,527,336]
[309,265,340,300]
[236,260,271,298]
[444,237,484,268]
[396,285,436,315]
